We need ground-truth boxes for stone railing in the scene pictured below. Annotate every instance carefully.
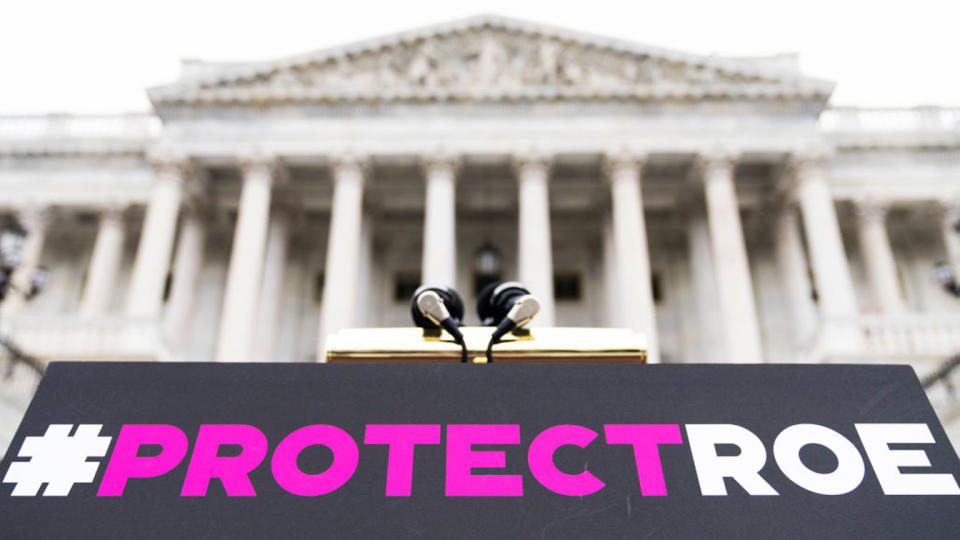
[0,113,162,140]
[820,107,960,133]
[801,314,960,367]
[856,314,960,358]
[0,315,169,362]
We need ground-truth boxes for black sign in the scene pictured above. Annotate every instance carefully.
[2,362,959,538]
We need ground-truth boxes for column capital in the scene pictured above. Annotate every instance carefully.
[239,153,288,184]
[97,201,129,221]
[853,198,889,222]
[146,145,193,179]
[602,149,648,181]
[420,152,462,177]
[692,150,738,181]
[511,150,553,179]
[16,204,53,230]
[330,153,370,180]
[785,148,833,179]
[932,199,960,219]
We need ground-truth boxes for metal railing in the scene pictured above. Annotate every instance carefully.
[922,354,960,414]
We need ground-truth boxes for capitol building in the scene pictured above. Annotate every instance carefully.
[1,15,959,453]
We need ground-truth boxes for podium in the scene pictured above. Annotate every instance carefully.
[324,326,647,363]
[3,361,960,538]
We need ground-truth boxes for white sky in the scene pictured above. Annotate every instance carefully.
[1,0,958,114]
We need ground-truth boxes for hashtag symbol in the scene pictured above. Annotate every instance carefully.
[3,424,112,496]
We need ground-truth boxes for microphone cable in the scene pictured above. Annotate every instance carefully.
[414,289,469,363]
[484,294,540,363]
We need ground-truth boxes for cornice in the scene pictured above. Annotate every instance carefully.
[0,141,152,158]
[148,14,834,109]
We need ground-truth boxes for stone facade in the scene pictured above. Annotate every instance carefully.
[1,15,960,453]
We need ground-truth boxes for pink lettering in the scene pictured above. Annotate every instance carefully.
[604,424,682,496]
[181,425,267,496]
[528,425,605,496]
[271,425,358,496]
[97,424,188,496]
[446,424,522,496]
[364,424,441,496]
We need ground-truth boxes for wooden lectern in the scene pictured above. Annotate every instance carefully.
[324,327,647,363]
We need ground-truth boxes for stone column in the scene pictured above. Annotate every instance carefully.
[317,156,366,359]
[356,213,374,327]
[126,153,189,317]
[696,153,764,363]
[775,205,818,344]
[855,200,905,313]
[162,209,206,348]
[602,217,621,327]
[421,155,458,287]
[686,210,724,363]
[790,154,861,351]
[215,156,278,363]
[514,154,555,326]
[79,205,126,316]
[605,152,659,363]
[1,207,50,316]
[938,202,960,279]
[254,206,291,361]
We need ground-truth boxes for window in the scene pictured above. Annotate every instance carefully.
[162,272,174,302]
[554,273,581,301]
[393,273,420,302]
[313,272,325,304]
[652,272,663,304]
[473,244,502,295]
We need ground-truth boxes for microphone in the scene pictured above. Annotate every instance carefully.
[476,282,541,363]
[410,285,468,363]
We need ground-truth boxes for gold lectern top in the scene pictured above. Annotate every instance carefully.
[325,327,647,363]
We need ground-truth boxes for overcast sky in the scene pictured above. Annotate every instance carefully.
[1,0,957,114]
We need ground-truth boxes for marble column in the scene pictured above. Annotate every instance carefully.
[215,157,277,363]
[775,205,819,344]
[697,153,764,363]
[317,157,366,359]
[1,207,50,316]
[356,213,374,327]
[686,211,724,363]
[421,155,458,287]
[79,205,126,316]
[855,200,905,313]
[126,155,189,317]
[605,152,659,363]
[790,155,861,352]
[162,209,206,348]
[254,207,291,361]
[938,202,960,279]
[602,217,621,328]
[514,154,555,326]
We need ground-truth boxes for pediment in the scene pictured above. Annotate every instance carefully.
[150,15,833,106]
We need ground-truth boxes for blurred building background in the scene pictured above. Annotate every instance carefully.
[1,14,960,453]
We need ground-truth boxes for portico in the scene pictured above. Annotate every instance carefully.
[1,15,959,373]
[52,146,862,368]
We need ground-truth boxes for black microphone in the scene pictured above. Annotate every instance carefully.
[410,285,469,363]
[476,281,541,363]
